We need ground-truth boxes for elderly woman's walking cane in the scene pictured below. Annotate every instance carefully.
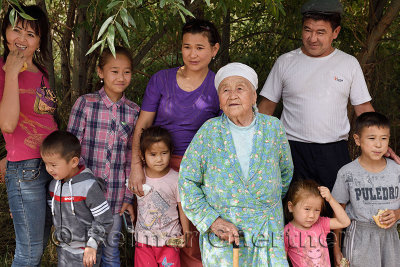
[233,242,239,267]
[233,231,244,267]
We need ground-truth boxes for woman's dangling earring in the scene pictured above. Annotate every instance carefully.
[36,48,40,53]
[212,56,215,60]
[100,79,103,83]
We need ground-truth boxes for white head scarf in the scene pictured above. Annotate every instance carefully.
[214,62,258,91]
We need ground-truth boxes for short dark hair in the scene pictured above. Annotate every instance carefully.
[140,126,173,156]
[40,131,81,161]
[302,12,341,31]
[182,19,221,46]
[2,4,50,77]
[354,112,390,135]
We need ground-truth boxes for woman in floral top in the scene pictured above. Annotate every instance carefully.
[179,63,293,266]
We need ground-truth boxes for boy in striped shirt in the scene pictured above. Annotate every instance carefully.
[42,131,113,267]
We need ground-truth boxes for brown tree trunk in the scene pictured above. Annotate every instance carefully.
[368,0,386,32]
[85,52,99,93]
[359,0,400,80]
[36,0,55,90]
[132,25,168,69]
[71,0,91,103]
[60,0,77,105]
[349,0,400,159]
[218,8,231,69]
[185,0,205,19]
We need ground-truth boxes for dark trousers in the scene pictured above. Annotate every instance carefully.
[288,140,351,190]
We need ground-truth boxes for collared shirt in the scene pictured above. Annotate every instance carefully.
[67,88,140,214]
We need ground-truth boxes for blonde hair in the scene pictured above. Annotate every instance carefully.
[285,179,325,221]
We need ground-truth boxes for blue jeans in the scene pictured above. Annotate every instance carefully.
[101,213,122,267]
[5,158,52,267]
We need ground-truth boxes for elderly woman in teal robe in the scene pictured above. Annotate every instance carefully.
[179,62,293,266]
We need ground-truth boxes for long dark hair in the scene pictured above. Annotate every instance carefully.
[1,4,50,78]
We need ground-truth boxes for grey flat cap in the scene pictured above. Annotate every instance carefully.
[301,0,343,15]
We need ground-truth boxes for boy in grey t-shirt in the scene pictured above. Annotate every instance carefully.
[332,112,400,267]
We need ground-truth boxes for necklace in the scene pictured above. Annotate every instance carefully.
[179,66,188,79]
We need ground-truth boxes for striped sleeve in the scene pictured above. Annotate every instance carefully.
[85,181,113,247]
[47,180,55,210]
[90,200,109,217]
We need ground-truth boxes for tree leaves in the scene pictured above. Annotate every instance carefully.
[18,12,35,20]
[127,12,136,28]
[120,7,129,27]
[107,1,122,11]
[115,21,130,47]
[84,0,286,57]
[85,0,196,56]
[177,4,194,17]
[97,15,114,40]
[9,8,16,27]
[107,25,116,56]
[5,0,36,28]
[85,40,103,55]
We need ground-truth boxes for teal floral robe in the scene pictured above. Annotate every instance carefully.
[179,113,293,267]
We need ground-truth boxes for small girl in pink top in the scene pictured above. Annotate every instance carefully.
[134,126,189,267]
[284,180,350,267]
